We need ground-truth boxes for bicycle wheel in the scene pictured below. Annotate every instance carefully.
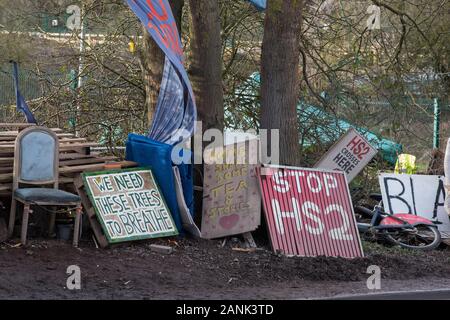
[383,225,441,251]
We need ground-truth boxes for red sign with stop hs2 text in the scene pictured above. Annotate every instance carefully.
[258,165,364,258]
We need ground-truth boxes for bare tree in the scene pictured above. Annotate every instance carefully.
[261,0,305,166]
[188,0,224,132]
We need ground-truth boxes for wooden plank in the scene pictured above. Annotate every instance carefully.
[0,154,102,163]
[0,158,13,164]
[0,174,74,184]
[0,142,99,153]
[59,161,137,174]
[60,142,100,149]
[0,173,11,183]
[0,133,73,139]
[0,167,13,173]
[74,175,109,248]
[59,153,97,160]
[59,138,87,143]
[0,137,16,141]
[0,123,36,128]
[0,128,62,136]
[60,156,117,166]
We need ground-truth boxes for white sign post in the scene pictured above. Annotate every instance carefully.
[379,173,450,237]
[315,128,378,182]
[444,138,450,215]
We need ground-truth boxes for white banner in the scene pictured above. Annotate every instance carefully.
[379,173,450,235]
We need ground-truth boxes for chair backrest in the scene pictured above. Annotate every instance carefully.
[13,126,59,189]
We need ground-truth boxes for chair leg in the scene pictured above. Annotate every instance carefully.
[8,198,17,238]
[48,207,57,237]
[21,204,31,246]
[73,205,82,247]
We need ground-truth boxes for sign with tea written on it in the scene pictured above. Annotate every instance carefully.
[82,168,178,243]
[201,140,261,239]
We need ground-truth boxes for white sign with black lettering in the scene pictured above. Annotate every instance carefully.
[379,173,450,235]
[83,168,178,243]
[315,128,378,182]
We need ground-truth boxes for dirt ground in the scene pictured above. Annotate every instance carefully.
[1,235,450,300]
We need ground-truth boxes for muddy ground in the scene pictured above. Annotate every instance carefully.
[1,235,450,300]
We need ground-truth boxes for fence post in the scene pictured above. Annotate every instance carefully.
[433,98,440,149]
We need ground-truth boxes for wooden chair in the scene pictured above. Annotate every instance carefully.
[8,126,82,247]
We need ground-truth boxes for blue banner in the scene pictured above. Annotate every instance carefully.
[11,61,37,124]
[127,0,196,145]
[248,0,266,10]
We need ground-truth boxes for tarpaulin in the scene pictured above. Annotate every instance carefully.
[127,0,196,145]
[11,61,37,124]
[247,0,266,10]
[126,134,194,233]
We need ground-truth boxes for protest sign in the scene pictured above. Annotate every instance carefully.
[83,168,178,243]
[315,128,377,182]
[379,173,450,236]
[258,165,364,258]
[201,140,261,239]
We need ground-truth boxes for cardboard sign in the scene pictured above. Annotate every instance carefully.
[315,128,378,182]
[379,173,450,236]
[83,168,178,243]
[201,140,261,239]
[258,165,364,258]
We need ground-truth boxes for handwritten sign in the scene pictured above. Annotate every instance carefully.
[315,128,378,182]
[379,173,450,236]
[258,165,364,258]
[201,140,261,239]
[83,168,178,243]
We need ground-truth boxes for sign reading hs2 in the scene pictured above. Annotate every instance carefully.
[315,128,378,182]
[258,165,364,258]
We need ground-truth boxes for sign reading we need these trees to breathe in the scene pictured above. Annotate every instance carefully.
[83,168,178,244]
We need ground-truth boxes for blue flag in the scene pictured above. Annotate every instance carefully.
[127,0,196,145]
[11,61,37,124]
[248,0,266,10]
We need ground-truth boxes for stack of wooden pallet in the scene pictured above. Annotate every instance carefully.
[0,123,137,196]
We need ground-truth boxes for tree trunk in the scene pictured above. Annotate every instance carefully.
[260,0,304,166]
[141,0,184,128]
[188,0,224,133]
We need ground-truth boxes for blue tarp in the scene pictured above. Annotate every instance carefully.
[247,0,266,10]
[298,104,402,165]
[126,134,194,234]
[235,73,403,165]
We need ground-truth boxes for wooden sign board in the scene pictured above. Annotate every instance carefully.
[315,128,378,182]
[258,165,364,258]
[201,139,261,239]
[379,173,450,237]
[82,168,178,244]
